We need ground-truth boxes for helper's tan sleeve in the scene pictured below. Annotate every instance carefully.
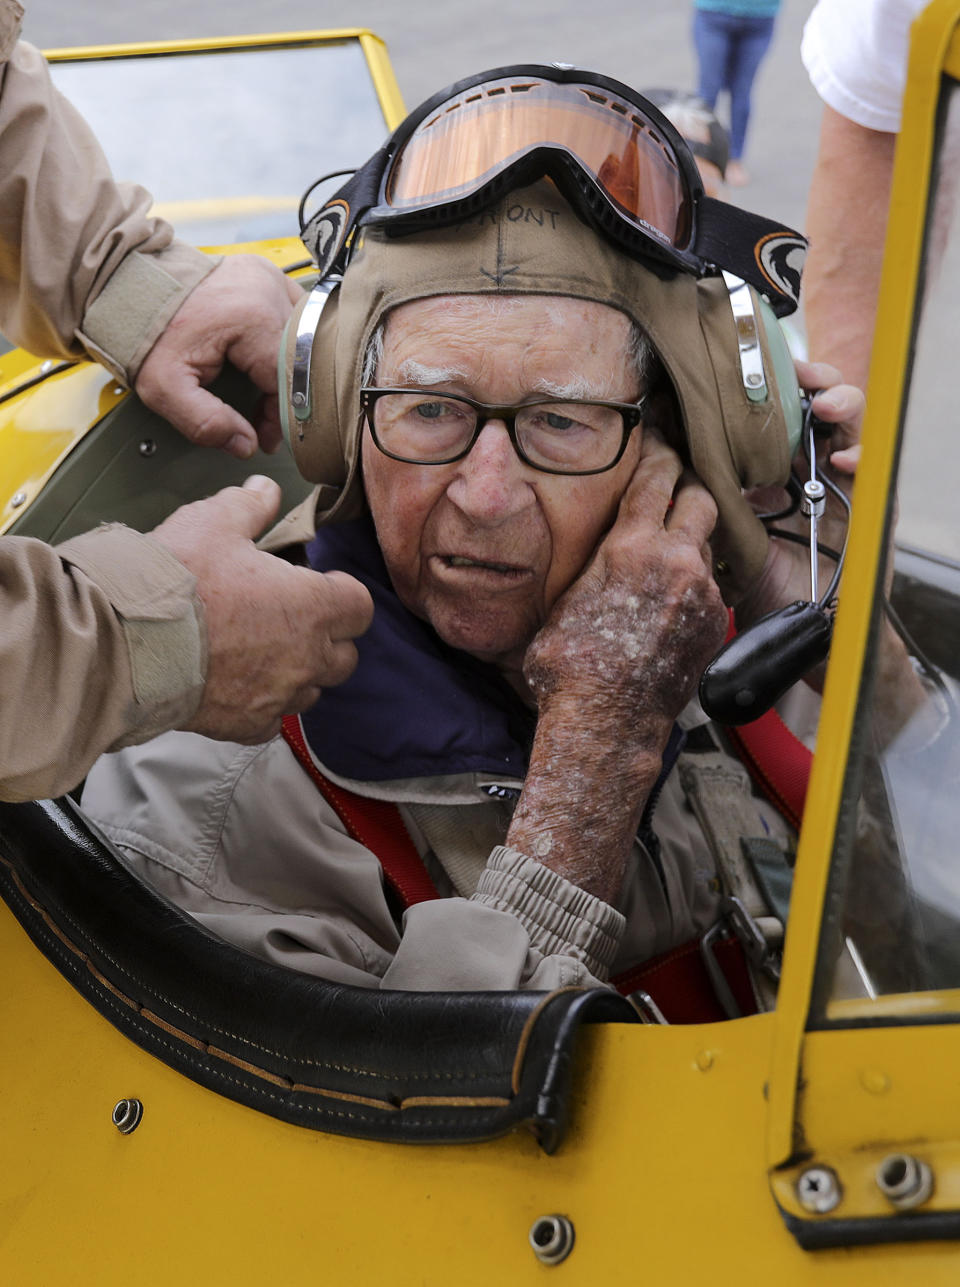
[0,31,217,380]
[0,528,206,802]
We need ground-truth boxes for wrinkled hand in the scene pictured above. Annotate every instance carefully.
[151,476,373,744]
[524,435,729,748]
[738,359,865,630]
[134,255,302,459]
[507,438,728,901]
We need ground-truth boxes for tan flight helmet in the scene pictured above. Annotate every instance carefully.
[279,179,801,604]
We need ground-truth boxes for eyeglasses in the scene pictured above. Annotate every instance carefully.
[360,387,645,476]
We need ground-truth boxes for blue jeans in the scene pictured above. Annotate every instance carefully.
[693,9,776,161]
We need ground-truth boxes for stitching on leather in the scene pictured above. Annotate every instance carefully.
[2,855,523,1096]
[0,854,512,1086]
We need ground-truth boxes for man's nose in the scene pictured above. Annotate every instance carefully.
[444,419,535,522]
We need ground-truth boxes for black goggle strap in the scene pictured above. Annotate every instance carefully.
[300,145,390,277]
[694,197,807,317]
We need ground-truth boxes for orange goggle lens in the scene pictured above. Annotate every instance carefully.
[384,78,693,249]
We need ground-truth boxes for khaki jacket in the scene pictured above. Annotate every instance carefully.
[81,714,797,992]
[0,5,215,800]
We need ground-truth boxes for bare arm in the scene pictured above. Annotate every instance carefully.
[803,105,897,391]
[507,437,729,904]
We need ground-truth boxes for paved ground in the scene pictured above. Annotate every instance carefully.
[24,0,823,242]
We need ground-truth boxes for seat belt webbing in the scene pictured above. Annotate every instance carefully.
[282,715,440,907]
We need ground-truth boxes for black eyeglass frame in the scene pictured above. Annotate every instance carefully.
[360,386,646,476]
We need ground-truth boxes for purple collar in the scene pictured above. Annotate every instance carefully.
[299,518,534,783]
[297,518,684,839]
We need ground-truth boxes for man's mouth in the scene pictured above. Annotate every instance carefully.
[444,554,521,574]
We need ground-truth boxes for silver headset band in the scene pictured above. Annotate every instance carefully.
[722,270,768,403]
[291,277,340,422]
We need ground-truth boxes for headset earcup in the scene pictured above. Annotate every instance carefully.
[278,282,367,527]
[756,293,803,460]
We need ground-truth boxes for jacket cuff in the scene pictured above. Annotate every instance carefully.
[56,524,207,742]
[472,844,625,980]
[77,241,220,384]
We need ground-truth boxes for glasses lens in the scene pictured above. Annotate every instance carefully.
[385,77,691,248]
[516,401,626,472]
[370,392,477,461]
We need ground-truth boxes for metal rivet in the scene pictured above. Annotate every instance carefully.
[529,1215,575,1266]
[40,359,54,375]
[113,385,125,396]
[796,1165,842,1214]
[112,1098,143,1134]
[10,490,27,508]
[139,439,157,457]
[876,1154,933,1210]
[859,1069,890,1095]
[746,372,763,386]
[292,391,306,408]
[715,560,729,576]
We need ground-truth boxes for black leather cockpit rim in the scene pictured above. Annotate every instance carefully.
[0,797,635,1148]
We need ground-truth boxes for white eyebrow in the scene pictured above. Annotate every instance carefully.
[530,375,596,399]
[392,363,624,401]
[394,358,469,387]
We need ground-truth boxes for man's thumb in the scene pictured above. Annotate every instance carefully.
[222,474,283,536]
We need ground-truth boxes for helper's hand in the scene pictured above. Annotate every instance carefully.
[507,437,728,902]
[737,361,926,740]
[134,255,302,459]
[150,476,373,744]
[737,360,865,632]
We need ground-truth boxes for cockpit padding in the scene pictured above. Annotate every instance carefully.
[0,796,636,1151]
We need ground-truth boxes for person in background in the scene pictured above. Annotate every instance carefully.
[801,0,928,392]
[0,3,373,802]
[691,0,782,187]
[641,88,730,197]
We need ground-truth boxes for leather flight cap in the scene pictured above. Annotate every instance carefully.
[281,180,795,603]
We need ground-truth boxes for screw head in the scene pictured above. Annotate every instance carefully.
[796,1165,842,1214]
[112,1098,143,1134]
[876,1153,933,1210]
[139,439,157,457]
[529,1215,575,1266]
[746,372,763,387]
[292,391,307,408]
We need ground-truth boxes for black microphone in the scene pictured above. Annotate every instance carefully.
[698,600,834,725]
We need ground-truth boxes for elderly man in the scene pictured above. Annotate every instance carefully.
[82,69,872,1004]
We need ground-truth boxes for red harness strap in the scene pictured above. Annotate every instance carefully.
[281,715,757,1020]
[612,936,755,1022]
[718,612,813,832]
[282,715,440,907]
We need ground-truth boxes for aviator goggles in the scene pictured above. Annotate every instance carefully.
[301,65,806,315]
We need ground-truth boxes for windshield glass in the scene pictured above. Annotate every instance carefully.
[818,74,960,1019]
[49,39,390,248]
